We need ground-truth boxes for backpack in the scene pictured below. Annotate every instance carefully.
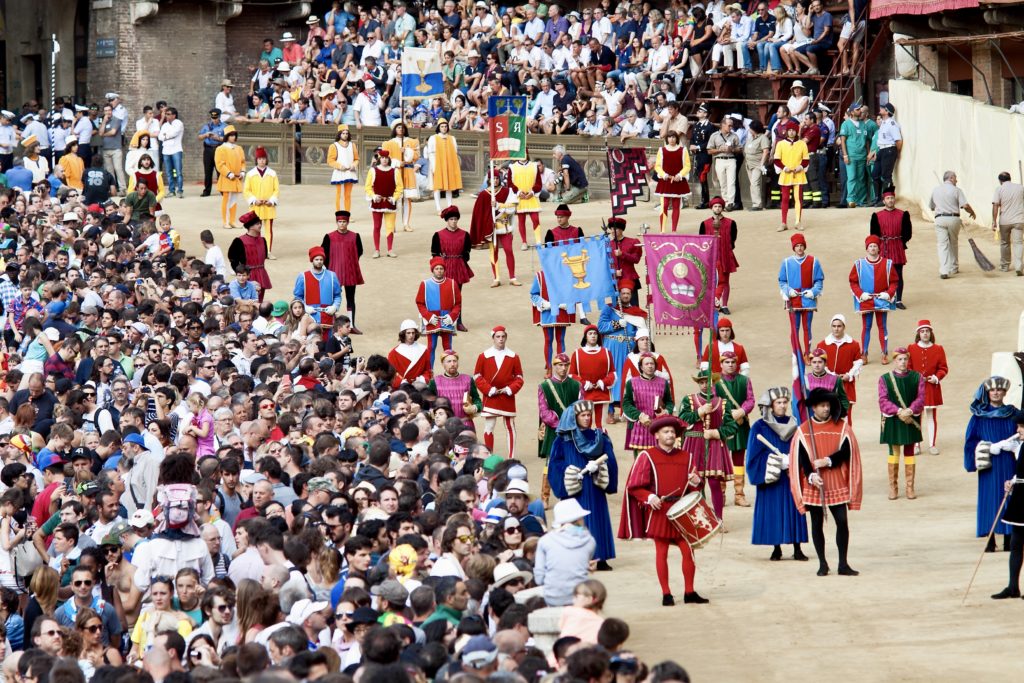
[159,483,197,531]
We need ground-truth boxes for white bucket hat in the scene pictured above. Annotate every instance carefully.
[552,498,590,527]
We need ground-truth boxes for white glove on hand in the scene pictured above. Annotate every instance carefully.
[989,442,1002,454]
[877,293,891,302]
[647,493,660,506]
[429,315,439,325]
[809,472,824,488]
[787,288,799,298]
[324,305,337,316]
[858,293,872,302]
[441,315,454,327]
[596,380,605,391]
[781,453,791,470]
[304,305,314,314]
[584,381,594,391]
[488,387,498,397]
[801,290,815,299]
[503,387,513,396]
[539,301,551,311]
[928,375,940,384]
[584,460,601,475]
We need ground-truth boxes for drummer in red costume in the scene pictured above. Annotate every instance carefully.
[790,388,863,577]
[415,258,462,368]
[430,205,474,332]
[227,211,272,302]
[698,197,739,315]
[427,350,482,426]
[654,130,691,233]
[815,314,863,423]
[569,325,617,429]
[388,319,432,388]
[364,149,403,258]
[321,210,364,334]
[609,217,643,307]
[869,187,913,309]
[700,317,749,375]
[619,415,710,606]
[474,326,525,457]
[544,204,584,244]
[907,320,948,455]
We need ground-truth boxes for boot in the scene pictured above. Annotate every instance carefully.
[905,463,917,500]
[733,473,750,507]
[888,463,899,500]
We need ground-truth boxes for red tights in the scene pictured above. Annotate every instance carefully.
[517,212,540,245]
[490,234,516,280]
[780,184,803,226]
[371,213,395,252]
[661,198,681,232]
[655,538,696,595]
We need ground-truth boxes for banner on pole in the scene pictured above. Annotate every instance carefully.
[607,147,649,216]
[642,234,718,331]
[487,96,527,160]
[400,48,444,99]
[537,235,616,314]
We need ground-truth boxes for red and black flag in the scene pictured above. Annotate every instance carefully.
[607,147,649,216]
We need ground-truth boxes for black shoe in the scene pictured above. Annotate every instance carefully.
[817,564,830,576]
[719,307,731,315]
[683,591,710,604]
[991,587,1020,599]
[895,301,906,310]
[579,318,592,326]
[662,593,675,606]
[837,564,860,576]
[940,274,949,280]
[793,548,809,561]
[696,203,709,210]
[837,204,849,209]
[770,546,783,561]
[986,535,997,553]
[200,191,211,197]
[595,560,613,571]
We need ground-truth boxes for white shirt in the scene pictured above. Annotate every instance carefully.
[646,45,672,73]
[353,92,383,127]
[361,39,385,67]
[620,117,647,137]
[522,17,546,42]
[215,92,237,117]
[429,552,467,579]
[73,117,95,145]
[131,536,215,591]
[534,90,556,119]
[158,119,185,154]
[205,245,226,276]
[592,16,614,47]
[136,116,161,140]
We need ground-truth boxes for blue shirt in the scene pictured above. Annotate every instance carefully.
[230,279,259,300]
[6,165,32,191]
[199,120,226,147]
[811,11,833,43]
[614,19,638,44]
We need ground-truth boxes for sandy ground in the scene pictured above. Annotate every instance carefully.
[170,179,1024,681]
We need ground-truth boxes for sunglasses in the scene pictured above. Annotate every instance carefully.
[84,624,102,633]
[104,545,121,554]
[41,629,60,637]
[73,579,94,587]
[215,603,234,612]
[504,527,522,534]
[456,534,476,543]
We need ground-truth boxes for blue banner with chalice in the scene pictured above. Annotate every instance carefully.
[536,235,617,314]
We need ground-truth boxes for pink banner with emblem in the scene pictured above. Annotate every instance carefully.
[642,234,718,331]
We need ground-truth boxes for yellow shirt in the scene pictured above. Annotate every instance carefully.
[774,138,809,186]
[131,608,193,651]
[382,137,419,192]
[244,166,280,220]
[215,143,246,193]
[58,153,85,191]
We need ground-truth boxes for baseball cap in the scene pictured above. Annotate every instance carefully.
[461,635,498,669]
[308,477,338,494]
[37,452,66,472]
[101,521,130,546]
[123,433,149,450]
[240,470,267,485]
[483,455,504,474]
[287,598,330,625]
[70,447,96,462]
[129,509,155,528]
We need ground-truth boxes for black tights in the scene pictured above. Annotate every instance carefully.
[808,504,850,568]
[1008,526,1024,592]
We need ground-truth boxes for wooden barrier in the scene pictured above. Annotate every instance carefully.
[225,123,664,198]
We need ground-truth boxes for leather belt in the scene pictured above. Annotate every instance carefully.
[604,334,631,342]
[935,213,959,218]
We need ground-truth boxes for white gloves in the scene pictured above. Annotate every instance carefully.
[596,380,605,391]
[781,453,791,470]
[324,305,337,316]
[488,387,498,397]
[538,300,551,311]
[304,304,314,314]
[809,472,823,487]
[787,288,799,298]
[858,292,872,302]
[646,493,659,506]
[877,293,891,302]
[584,460,600,475]
[928,375,940,384]
[584,381,594,391]
[441,315,454,327]
[429,314,439,325]
[801,290,815,299]
[503,387,513,396]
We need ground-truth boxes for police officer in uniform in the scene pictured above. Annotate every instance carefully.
[689,103,715,210]
[198,108,227,197]
[872,103,902,205]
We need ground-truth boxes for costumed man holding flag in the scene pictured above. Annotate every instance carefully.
[474,326,525,458]
[815,314,863,423]
[746,387,809,562]
[415,257,462,368]
[510,155,543,249]
[548,400,618,571]
[243,146,279,258]
[431,206,473,332]
[677,368,737,522]
[778,233,824,360]
[538,353,582,507]
[716,351,754,507]
[622,353,674,457]
[365,149,404,258]
[383,122,420,233]
[964,377,1023,553]
[471,166,505,247]
[599,283,647,424]
[790,388,863,577]
[878,347,925,500]
[294,247,343,341]
[228,212,272,302]
[869,188,913,308]
[698,197,739,315]
[530,270,575,375]
[321,210,365,335]
[609,217,643,307]
[619,415,710,606]
[478,167,520,287]
[850,234,898,365]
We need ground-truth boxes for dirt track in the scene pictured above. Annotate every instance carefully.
[172,180,1024,681]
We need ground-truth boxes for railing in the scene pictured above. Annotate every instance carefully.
[227,123,664,199]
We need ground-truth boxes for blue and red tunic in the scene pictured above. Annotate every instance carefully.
[849,257,898,313]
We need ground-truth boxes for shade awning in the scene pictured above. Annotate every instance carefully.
[870,0,979,18]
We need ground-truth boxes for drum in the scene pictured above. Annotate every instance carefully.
[666,492,723,549]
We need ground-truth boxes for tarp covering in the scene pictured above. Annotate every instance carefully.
[890,78,1024,225]
[870,0,978,18]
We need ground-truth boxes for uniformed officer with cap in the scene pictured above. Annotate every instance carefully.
[689,103,715,209]
[872,102,902,204]
[198,108,227,196]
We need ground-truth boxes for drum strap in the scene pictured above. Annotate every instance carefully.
[715,379,745,423]
[885,372,921,429]
[544,379,571,414]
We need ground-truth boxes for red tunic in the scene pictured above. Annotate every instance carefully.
[388,343,432,388]
[473,349,525,416]
[239,234,271,290]
[618,445,700,541]
[431,228,474,285]
[470,172,513,246]
[699,216,739,278]
[655,146,690,197]
[870,208,911,265]
[816,336,863,402]
[700,341,748,374]
[611,236,643,291]
[569,347,616,405]
[370,167,398,212]
[907,342,948,406]
[135,170,159,194]
[323,230,364,286]
[545,225,584,244]
[415,277,462,334]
